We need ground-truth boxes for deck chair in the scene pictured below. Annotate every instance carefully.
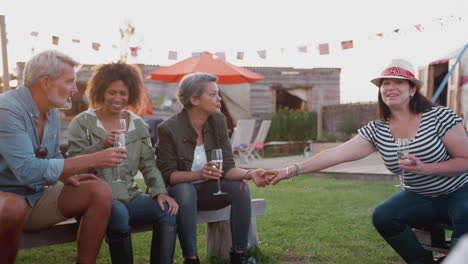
[231,119,256,164]
[246,120,271,160]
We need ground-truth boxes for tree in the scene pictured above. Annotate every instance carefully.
[119,19,136,62]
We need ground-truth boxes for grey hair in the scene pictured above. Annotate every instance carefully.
[177,72,218,109]
[23,50,79,87]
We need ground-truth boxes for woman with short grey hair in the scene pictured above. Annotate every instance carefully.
[157,72,270,264]
[177,72,218,109]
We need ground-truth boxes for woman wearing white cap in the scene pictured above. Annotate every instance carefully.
[265,59,468,263]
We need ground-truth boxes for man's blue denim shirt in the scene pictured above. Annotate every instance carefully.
[0,86,64,205]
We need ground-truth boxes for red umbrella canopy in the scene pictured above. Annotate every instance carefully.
[148,52,264,84]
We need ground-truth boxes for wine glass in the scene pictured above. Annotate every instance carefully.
[113,133,126,183]
[116,114,127,133]
[211,148,226,195]
[396,138,410,189]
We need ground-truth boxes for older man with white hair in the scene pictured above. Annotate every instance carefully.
[0,50,127,264]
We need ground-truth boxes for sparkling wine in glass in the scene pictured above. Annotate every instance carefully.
[396,138,410,189]
[113,133,126,183]
[211,148,226,195]
[116,114,127,133]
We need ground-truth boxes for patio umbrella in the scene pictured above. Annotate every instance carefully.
[147,52,264,84]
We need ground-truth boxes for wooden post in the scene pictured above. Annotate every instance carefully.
[317,90,323,140]
[0,15,9,93]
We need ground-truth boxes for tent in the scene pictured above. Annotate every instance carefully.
[418,44,468,129]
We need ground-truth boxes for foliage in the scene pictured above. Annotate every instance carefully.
[266,108,317,142]
[342,116,359,138]
[16,177,405,264]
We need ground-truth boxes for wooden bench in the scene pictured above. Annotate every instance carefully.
[20,198,267,258]
[414,223,452,258]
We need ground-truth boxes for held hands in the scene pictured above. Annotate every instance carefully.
[399,155,429,175]
[92,147,127,168]
[200,161,223,180]
[101,130,123,149]
[156,193,179,216]
[261,168,291,185]
[248,169,271,187]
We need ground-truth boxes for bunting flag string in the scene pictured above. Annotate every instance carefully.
[318,43,329,55]
[215,52,226,61]
[52,36,59,45]
[257,50,267,59]
[18,13,463,62]
[168,51,177,60]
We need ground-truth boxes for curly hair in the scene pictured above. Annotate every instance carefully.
[86,62,146,115]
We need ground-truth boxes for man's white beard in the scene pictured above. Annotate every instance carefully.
[48,89,72,110]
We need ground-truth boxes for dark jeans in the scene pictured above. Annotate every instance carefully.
[107,194,176,231]
[372,185,468,241]
[169,180,251,258]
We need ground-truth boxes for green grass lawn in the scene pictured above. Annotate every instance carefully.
[16,176,405,264]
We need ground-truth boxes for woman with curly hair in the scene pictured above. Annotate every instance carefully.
[68,62,178,264]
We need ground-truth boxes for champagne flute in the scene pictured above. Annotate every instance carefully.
[211,148,226,195]
[113,133,126,183]
[396,138,410,189]
[116,112,127,133]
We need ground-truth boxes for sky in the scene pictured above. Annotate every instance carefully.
[1,0,467,103]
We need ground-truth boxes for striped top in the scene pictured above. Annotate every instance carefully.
[358,106,467,197]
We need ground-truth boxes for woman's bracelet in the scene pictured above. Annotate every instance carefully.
[244,169,253,179]
[294,163,302,177]
[286,164,301,179]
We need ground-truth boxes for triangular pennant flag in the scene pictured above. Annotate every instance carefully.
[393,28,400,33]
[52,36,59,45]
[236,51,244,60]
[72,39,80,43]
[30,31,39,37]
[415,24,423,32]
[168,51,178,60]
[257,50,266,59]
[92,42,101,51]
[318,43,329,55]
[214,52,226,61]
[376,33,384,37]
[297,46,308,53]
[130,47,138,57]
[341,40,353,50]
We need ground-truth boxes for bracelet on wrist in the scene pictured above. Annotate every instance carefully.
[294,163,302,177]
[244,169,253,179]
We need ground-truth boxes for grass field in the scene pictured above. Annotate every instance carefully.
[16,176,405,264]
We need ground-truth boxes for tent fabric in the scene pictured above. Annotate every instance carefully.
[430,46,464,65]
[285,88,308,102]
[219,83,251,123]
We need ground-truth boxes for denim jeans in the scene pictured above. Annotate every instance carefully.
[107,194,176,232]
[372,184,468,241]
[169,180,251,258]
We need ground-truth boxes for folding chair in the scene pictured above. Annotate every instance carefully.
[231,119,256,164]
[246,120,271,160]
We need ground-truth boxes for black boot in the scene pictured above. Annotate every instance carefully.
[150,223,177,264]
[183,258,200,264]
[385,227,434,264]
[230,251,248,264]
[106,229,133,264]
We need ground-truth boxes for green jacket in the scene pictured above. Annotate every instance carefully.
[67,109,167,204]
[156,109,236,186]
